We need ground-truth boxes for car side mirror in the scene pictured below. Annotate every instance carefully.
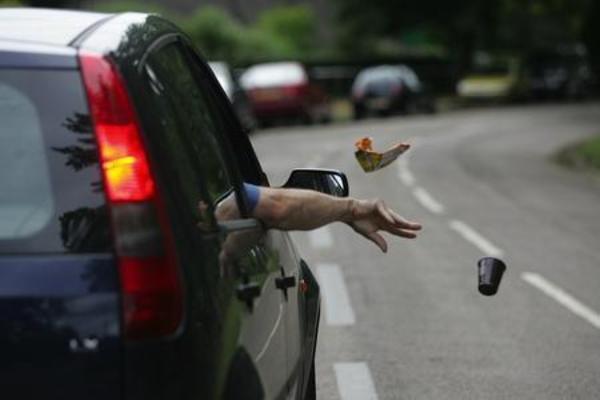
[282,168,349,197]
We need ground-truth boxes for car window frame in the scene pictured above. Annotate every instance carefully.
[177,37,269,187]
[138,34,254,218]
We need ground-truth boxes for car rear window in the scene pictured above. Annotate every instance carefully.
[354,66,421,92]
[0,68,111,254]
[240,62,307,89]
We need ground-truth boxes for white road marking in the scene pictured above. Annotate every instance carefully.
[522,272,600,330]
[396,147,416,186]
[399,169,416,186]
[412,187,445,214]
[316,264,356,326]
[334,362,379,400]
[449,220,504,257]
[308,226,334,249]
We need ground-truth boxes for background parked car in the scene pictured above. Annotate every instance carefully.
[351,64,435,119]
[528,46,595,100]
[240,61,331,126]
[0,8,338,400]
[456,54,528,102]
[208,61,257,132]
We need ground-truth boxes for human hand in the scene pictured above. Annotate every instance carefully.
[347,198,421,253]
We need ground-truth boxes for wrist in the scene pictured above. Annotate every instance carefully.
[340,197,357,223]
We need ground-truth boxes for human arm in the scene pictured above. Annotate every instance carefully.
[251,186,422,253]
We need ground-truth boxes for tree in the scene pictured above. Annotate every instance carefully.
[582,1,600,78]
[334,0,592,73]
[0,0,23,5]
[255,5,317,57]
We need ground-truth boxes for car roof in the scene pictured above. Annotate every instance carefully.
[353,64,421,91]
[358,64,415,77]
[0,9,176,69]
[240,62,307,89]
[0,8,111,47]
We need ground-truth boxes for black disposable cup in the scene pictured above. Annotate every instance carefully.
[478,257,506,296]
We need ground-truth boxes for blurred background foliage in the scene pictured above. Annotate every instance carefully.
[178,5,317,64]
[69,0,318,65]
[335,0,595,74]
[0,0,23,6]
[1,0,599,78]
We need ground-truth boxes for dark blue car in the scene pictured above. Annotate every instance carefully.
[0,8,341,399]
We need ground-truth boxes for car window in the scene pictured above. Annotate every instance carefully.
[186,48,265,185]
[141,39,272,292]
[240,62,307,89]
[208,61,234,99]
[0,80,53,239]
[143,41,236,222]
[354,66,421,92]
[0,69,110,254]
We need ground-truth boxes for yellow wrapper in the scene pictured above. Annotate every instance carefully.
[354,150,383,172]
[354,137,409,173]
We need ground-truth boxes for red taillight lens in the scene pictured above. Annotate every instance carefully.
[391,83,404,95]
[283,83,307,98]
[80,51,183,341]
[79,53,154,202]
[120,256,182,338]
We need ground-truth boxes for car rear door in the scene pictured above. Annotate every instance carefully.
[135,38,290,399]
[0,64,121,399]
[182,49,311,398]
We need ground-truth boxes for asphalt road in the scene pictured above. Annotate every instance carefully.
[251,102,600,400]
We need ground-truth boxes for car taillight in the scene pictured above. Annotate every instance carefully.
[79,51,183,341]
[353,88,365,100]
[247,88,261,101]
[391,83,404,95]
[283,83,308,97]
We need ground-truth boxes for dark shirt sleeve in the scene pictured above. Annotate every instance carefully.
[242,182,261,213]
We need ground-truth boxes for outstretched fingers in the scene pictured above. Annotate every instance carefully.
[376,200,396,225]
[352,222,388,252]
[387,208,422,231]
[367,231,388,253]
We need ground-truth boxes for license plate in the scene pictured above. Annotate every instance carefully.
[254,88,283,101]
[366,98,389,109]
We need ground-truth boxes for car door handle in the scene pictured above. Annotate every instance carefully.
[275,276,296,290]
[236,281,261,310]
[217,218,262,234]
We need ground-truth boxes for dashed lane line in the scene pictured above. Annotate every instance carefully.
[397,152,505,259]
[448,220,504,258]
[316,263,356,326]
[398,165,416,186]
[412,187,445,215]
[522,272,600,330]
[308,226,334,249]
[334,362,379,400]
[397,156,416,186]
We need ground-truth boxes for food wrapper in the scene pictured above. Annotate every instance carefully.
[354,137,410,172]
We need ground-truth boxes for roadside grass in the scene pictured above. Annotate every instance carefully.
[556,135,600,172]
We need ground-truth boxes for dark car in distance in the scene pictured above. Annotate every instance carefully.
[351,64,435,119]
[0,8,345,400]
[528,46,595,100]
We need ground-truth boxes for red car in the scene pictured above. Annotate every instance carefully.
[240,62,331,126]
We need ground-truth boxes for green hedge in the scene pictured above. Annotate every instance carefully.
[86,1,319,64]
[0,0,23,6]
